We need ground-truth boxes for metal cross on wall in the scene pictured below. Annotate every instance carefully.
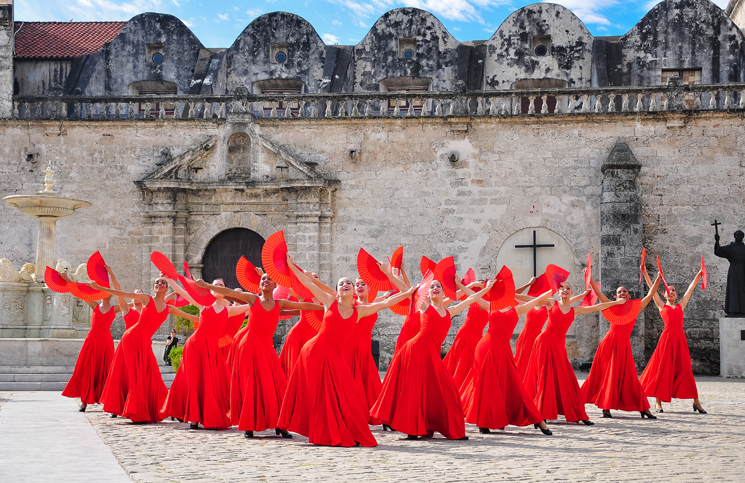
[515,230,555,277]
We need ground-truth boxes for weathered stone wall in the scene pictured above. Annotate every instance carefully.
[13,60,71,96]
[0,3,13,118]
[728,0,745,31]
[0,112,741,372]
[485,4,594,90]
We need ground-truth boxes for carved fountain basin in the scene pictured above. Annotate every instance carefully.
[3,195,91,218]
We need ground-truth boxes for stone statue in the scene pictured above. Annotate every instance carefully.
[19,263,35,282]
[70,263,88,283]
[55,259,73,275]
[0,258,19,282]
[715,229,745,316]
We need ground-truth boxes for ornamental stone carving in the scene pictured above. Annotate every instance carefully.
[19,263,35,282]
[0,258,19,282]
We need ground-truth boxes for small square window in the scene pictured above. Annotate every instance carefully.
[146,43,164,63]
[398,38,416,59]
[270,43,288,64]
[532,35,551,57]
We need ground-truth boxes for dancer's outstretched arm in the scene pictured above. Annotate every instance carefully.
[678,269,703,311]
[88,282,150,304]
[447,279,497,317]
[356,286,417,318]
[642,265,665,310]
[286,254,336,309]
[516,277,537,294]
[574,297,625,315]
[640,273,662,311]
[195,281,258,306]
[514,290,553,317]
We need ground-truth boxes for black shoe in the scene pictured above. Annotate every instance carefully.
[693,403,707,414]
[382,424,393,432]
[109,414,117,418]
[602,410,612,418]
[535,424,552,436]
[190,423,198,430]
[279,430,292,439]
[581,420,594,426]
[78,407,86,413]
[479,427,491,434]
[244,431,254,439]
[640,411,657,419]
[406,434,419,440]
[176,418,184,423]
[457,436,469,440]
[171,417,176,421]
[275,428,281,435]
[654,407,664,413]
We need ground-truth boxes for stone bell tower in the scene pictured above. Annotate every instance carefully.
[0,0,13,119]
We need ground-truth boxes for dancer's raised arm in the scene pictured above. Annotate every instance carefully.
[287,254,336,308]
[516,277,537,294]
[105,265,127,315]
[640,273,662,311]
[164,278,203,310]
[447,279,497,318]
[642,265,665,310]
[574,297,625,315]
[195,280,258,306]
[514,290,554,317]
[677,269,703,311]
[356,286,417,318]
[377,261,409,291]
[88,281,151,304]
[456,279,488,311]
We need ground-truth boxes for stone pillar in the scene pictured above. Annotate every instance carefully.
[0,1,13,119]
[34,217,58,282]
[599,138,645,366]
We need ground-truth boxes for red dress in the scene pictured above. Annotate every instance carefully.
[514,306,548,378]
[123,308,140,330]
[279,310,319,377]
[102,298,168,422]
[231,300,287,432]
[162,305,231,428]
[460,308,544,429]
[220,312,247,362]
[343,310,382,424]
[581,303,650,412]
[639,304,698,401]
[227,323,249,373]
[443,305,489,389]
[62,305,116,405]
[393,309,421,356]
[523,303,589,422]
[371,306,466,439]
[278,302,376,447]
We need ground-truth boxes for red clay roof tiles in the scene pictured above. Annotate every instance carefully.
[14,21,125,59]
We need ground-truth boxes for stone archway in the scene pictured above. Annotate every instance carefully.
[201,228,265,289]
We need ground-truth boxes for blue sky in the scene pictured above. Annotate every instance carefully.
[15,0,732,48]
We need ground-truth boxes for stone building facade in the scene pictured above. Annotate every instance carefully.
[1,0,744,373]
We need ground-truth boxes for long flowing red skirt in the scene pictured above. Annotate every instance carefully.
[278,302,376,447]
[279,313,318,378]
[581,321,650,412]
[460,309,544,429]
[62,306,115,405]
[343,313,382,424]
[443,305,488,389]
[102,300,168,423]
[514,306,548,378]
[639,305,698,401]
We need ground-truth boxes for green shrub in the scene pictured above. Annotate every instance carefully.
[170,346,184,371]
[174,304,199,333]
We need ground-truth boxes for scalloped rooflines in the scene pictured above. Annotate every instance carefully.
[228,11,324,51]
[356,7,461,47]
[118,12,204,49]
[489,2,593,42]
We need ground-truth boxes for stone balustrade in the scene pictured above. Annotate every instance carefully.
[11,83,745,121]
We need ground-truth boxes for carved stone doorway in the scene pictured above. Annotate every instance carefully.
[202,228,265,289]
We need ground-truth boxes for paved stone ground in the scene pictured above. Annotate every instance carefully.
[77,375,745,482]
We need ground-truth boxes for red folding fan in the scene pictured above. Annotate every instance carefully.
[415,270,435,311]
[69,282,108,301]
[262,231,292,288]
[151,251,178,280]
[488,266,518,312]
[459,267,477,301]
[178,274,215,306]
[291,265,315,299]
[357,248,393,292]
[656,256,670,295]
[433,256,458,300]
[580,283,600,307]
[305,304,324,331]
[183,261,194,280]
[45,266,70,293]
[701,255,707,290]
[602,298,641,325]
[87,251,110,288]
[527,273,553,297]
[390,246,404,272]
[639,248,646,284]
[388,288,411,316]
[584,250,592,291]
[420,256,436,277]
[546,264,570,292]
[236,256,262,293]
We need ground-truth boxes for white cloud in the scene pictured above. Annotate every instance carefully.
[539,0,617,26]
[358,21,367,27]
[218,13,229,21]
[332,19,342,25]
[183,19,194,27]
[322,33,341,44]
[246,8,263,18]
[61,0,164,21]
[171,0,180,5]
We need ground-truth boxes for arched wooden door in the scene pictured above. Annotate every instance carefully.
[201,228,265,290]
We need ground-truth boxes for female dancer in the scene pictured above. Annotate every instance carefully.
[444,277,535,389]
[524,281,624,425]
[371,277,496,440]
[582,274,661,419]
[639,266,706,413]
[279,254,416,447]
[90,276,197,423]
[161,277,252,430]
[459,287,554,435]
[220,288,247,362]
[391,262,421,356]
[279,273,327,378]
[195,275,321,438]
[62,265,122,411]
[122,290,145,330]
[514,278,588,378]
